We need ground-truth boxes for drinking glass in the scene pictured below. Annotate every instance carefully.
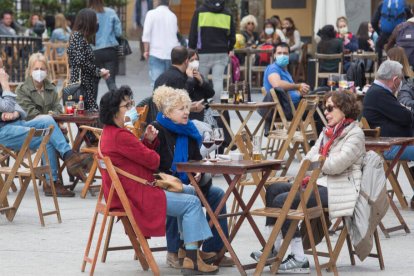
[338,74,348,90]
[213,128,224,159]
[327,74,336,91]
[202,131,214,162]
[220,91,229,103]
[65,101,75,114]
[252,136,262,162]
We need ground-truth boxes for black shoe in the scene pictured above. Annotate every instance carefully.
[411,195,414,209]
[140,55,145,61]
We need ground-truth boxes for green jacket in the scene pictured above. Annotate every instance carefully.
[16,77,63,121]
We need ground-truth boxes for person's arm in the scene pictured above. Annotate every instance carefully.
[50,88,63,114]
[188,11,199,50]
[15,84,41,120]
[113,11,123,38]
[276,29,286,43]
[199,74,215,99]
[69,35,101,81]
[397,82,414,109]
[268,72,309,94]
[228,13,236,53]
[290,30,301,52]
[375,90,413,127]
[0,69,18,113]
[322,128,365,175]
[385,22,403,50]
[371,3,382,34]
[141,11,152,59]
[344,35,359,52]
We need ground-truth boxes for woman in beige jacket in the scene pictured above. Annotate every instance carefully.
[251,90,365,273]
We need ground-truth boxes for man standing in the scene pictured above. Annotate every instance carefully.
[188,0,236,107]
[142,0,180,87]
[363,59,414,208]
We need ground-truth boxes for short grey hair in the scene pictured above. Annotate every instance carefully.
[376,60,404,80]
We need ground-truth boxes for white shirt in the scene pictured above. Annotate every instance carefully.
[142,5,180,60]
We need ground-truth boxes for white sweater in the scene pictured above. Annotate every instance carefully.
[305,121,365,218]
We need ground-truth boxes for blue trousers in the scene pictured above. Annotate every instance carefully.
[148,55,171,88]
[166,185,228,253]
[0,115,71,181]
[165,185,212,245]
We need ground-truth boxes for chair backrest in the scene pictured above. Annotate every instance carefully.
[44,42,69,81]
[298,97,319,152]
[293,42,309,82]
[315,53,344,88]
[359,117,370,129]
[79,125,103,140]
[30,126,55,168]
[269,88,289,129]
[363,127,381,138]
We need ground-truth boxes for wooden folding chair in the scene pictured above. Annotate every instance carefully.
[314,53,344,88]
[79,126,103,198]
[44,42,69,81]
[0,126,61,226]
[82,155,162,276]
[252,157,338,275]
[0,151,17,193]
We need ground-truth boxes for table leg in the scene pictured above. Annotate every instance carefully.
[225,111,254,154]
[186,173,247,276]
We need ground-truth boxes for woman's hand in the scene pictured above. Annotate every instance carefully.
[1,111,19,121]
[194,172,201,182]
[100,68,110,80]
[193,71,203,85]
[144,124,158,143]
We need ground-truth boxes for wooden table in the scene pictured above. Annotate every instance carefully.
[176,160,283,275]
[209,102,276,154]
[365,136,414,237]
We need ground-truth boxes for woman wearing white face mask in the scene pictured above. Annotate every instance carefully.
[16,53,63,120]
[260,19,285,46]
[335,16,359,53]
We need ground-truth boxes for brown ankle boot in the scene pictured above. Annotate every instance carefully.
[65,153,92,177]
[178,248,217,266]
[44,180,75,197]
[181,250,219,275]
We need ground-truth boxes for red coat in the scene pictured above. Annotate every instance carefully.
[100,125,166,237]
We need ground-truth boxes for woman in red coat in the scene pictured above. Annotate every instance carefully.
[99,86,218,275]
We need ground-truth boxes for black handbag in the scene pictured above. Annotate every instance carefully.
[62,81,83,103]
[117,36,132,57]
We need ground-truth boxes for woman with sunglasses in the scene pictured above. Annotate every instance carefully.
[240,15,260,47]
[251,91,365,274]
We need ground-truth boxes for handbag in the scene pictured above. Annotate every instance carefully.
[98,130,183,193]
[117,36,132,57]
[63,69,83,103]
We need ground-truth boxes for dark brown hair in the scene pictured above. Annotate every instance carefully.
[324,90,360,120]
[72,8,98,44]
[89,0,105,13]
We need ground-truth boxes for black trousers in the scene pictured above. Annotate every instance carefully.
[265,183,328,238]
[93,47,118,95]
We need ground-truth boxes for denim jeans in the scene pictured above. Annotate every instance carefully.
[94,47,118,93]
[166,185,228,253]
[0,115,71,181]
[384,145,414,161]
[148,55,171,88]
[265,183,328,238]
[165,185,212,245]
[198,53,229,115]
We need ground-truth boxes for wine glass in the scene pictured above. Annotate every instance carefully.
[327,74,336,91]
[339,74,348,91]
[213,128,224,160]
[202,131,214,162]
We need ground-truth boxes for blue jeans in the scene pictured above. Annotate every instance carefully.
[0,115,71,181]
[148,55,171,88]
[166,185,228,253]
[165,185,212,245]
[384,145,414,161]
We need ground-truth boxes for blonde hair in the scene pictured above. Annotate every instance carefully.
[25,53,51,80]
[55,13,68,34]
[387,46,414,78]
[336,16,348,28]
[240,15,258,31]
[153,85,191,115]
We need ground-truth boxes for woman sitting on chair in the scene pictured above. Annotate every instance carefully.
[151,85,234,268]
[251,90,365,273]
[98,86,218,275]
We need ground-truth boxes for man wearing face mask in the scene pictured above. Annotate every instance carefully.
[363,59,414,208]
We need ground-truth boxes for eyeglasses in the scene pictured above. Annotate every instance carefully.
[120,100,135,110]
[325,105,336,113]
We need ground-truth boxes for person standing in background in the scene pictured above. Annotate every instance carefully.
[142,0,180,87]
[89,0,122,93]
[134,0,153,61]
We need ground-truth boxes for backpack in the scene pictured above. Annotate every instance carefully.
[258,44,274,65]
[346,59,366,89]
[396,22,414,67]
[345,151,389,261]
[380,0,406,34]
[230,55,240,82]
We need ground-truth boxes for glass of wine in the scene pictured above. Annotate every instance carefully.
[327,74,336,91]
[252,136,262,162]
[202,131,214,162]
[338,74,348,91]
[213,128,224,160]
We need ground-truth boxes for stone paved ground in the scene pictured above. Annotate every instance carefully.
[1,42,413,275]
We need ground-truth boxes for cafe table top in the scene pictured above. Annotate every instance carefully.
[209,102,276,111]
[364,136,414,151]
[52,111,99,124]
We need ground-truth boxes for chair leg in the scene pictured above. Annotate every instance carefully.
[374,229,385,270]
[345,232,356,266]
[101,216,115,263]
[81,160,98,198]
[6,177,31,223]
[31,174,46,227]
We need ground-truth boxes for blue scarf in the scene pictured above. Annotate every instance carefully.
[156,112,202,183]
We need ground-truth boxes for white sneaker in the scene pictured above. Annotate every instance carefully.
[278,254,310,274]
[250,247,278,264]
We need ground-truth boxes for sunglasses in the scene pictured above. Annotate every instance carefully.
[247,22,254,25]
[120,100,135,109]
[325,105,336,113]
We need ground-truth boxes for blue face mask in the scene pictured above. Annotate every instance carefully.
[275,54,289,67]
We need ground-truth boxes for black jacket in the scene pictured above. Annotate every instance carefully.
[154,66,215,121]
[363,83,413,137]
[397,78,414,109]
[188,1,236,53]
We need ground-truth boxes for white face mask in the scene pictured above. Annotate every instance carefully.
[368,31,372,37]
[265,28,274,35]
[339,26,348,34]
[189,60,199,71]
[31,69,47,83]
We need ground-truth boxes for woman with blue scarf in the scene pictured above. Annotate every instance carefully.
[152,86,234,269]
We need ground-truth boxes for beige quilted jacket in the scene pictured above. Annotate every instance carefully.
[305,121,365,219]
